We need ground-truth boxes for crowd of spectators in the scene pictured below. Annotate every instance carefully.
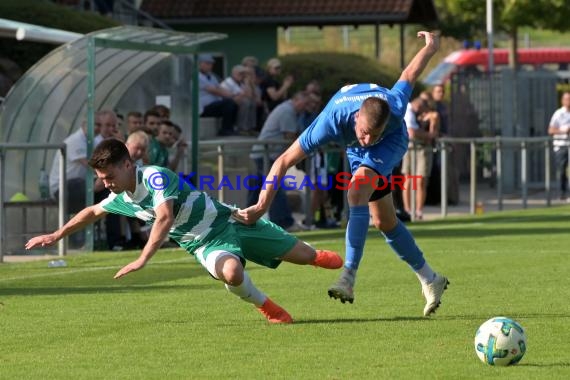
[46,53,457,254]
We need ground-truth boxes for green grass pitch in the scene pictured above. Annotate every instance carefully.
[1,206,569,379]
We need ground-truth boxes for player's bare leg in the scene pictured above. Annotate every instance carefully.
[214,254,292,323]
[279,241,343,269]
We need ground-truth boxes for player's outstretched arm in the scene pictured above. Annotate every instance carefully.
[398,31,440,86]
[114,200,174,279]
[25,205,107,250]
[235,140,307,224]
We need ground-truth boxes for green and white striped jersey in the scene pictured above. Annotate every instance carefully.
[99,166,236,254]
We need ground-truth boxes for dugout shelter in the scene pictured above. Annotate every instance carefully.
[0,25,226,253]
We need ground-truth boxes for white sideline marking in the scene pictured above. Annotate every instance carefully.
[0,257,191,283]
[421,222,484,230]
[303,240,338,246]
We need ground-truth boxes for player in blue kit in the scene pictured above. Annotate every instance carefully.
[235,31,449,316]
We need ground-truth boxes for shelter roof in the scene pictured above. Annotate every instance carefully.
[140,0,438,26]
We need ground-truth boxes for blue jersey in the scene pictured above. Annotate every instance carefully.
[298,81,412,154]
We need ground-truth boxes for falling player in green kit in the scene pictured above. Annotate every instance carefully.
[26,139,342,324]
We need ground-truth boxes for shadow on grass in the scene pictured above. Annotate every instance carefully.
[519,362,570,368]
[438,313,570,321]
[0,283,216,297]
[409,211,570,226]
[0,265,220,297]
[300,225,570,241]
[294,316,430,324]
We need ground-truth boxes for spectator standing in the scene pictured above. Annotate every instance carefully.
[94,110,123,143]
[148,120,175,167]
[125,130,150,166]
[143,109,161,136]
[249,91,310,231]
[167,122,188,171]
[402,95,439,220]
[126,111,144,135]
[548,91,570,200]
[150,104,170,121]
[260,58,294,114]
[431,85,449,135]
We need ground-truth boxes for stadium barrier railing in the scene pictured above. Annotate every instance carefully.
[0,143,67,262]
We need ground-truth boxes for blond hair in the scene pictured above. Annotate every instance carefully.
[126,130,149,147]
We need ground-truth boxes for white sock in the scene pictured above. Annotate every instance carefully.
[224,271,267,306]
[415,263,436,285]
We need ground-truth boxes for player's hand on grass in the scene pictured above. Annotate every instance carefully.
[25,233,58,250]
[233,206,264,225]
[114,258,146,279]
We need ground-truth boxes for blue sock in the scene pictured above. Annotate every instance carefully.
[383,220,426,270]
[345,205,370,270]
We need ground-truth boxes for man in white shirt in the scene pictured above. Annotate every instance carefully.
[548,91,570,200]
[221,64,257,135]
[49,123,89,213]
[249,91,310,231]
[198,54,238,136]
[50,110,121,248]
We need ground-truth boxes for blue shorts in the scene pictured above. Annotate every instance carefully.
[346,126,408,177]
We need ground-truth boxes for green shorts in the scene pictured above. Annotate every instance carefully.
[193,218,298,269]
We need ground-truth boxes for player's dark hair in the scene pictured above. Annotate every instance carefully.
[88,139,131,169]
[361,97,390,132]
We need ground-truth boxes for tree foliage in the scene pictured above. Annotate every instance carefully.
[434,0,570,40]
[434,0,570,67]
[280,52,417,102]
[0,0,117,79]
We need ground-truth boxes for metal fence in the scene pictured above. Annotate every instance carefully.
[439,136,567,217]
[190,139,349,227]
[0,143,67,262]
[449,69,560,189]
[2,136,565,260]
[192,136,565,222]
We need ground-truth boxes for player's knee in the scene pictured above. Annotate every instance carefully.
[216,256,244,285]
[222,265,244,286]
[347,188,370,205]
[371,214,383,230]
[372,214,398,232]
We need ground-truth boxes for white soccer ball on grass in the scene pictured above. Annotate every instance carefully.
[474,317,527,366]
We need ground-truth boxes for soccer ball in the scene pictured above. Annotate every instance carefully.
[474,317,527,366]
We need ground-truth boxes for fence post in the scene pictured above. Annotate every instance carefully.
[0,149,5,263]
[521,141,528,209]
[545,140,551,206]
[262,144,271,220]
[410,141,417,221]
[470,142,477,215]
[304,158,313,227]
[440,141,448,218]
[217,144,224,203]
[341,156,349,228]
[495,137,503,211]
[58,147,67,257]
